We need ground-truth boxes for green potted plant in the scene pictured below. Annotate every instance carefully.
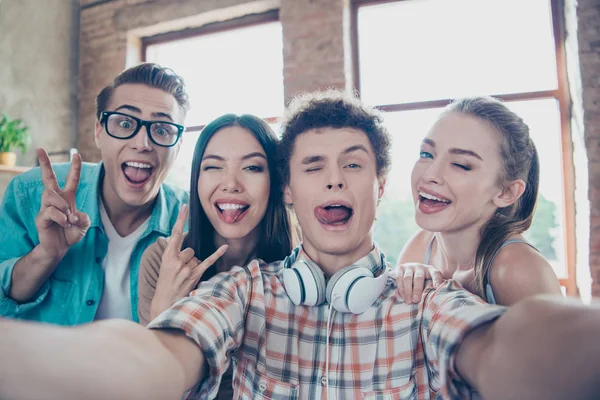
[0,114,31,167]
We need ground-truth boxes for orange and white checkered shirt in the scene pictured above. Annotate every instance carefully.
[148,247,505,399]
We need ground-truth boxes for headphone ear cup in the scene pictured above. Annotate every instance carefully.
[345,270,389,314]
[327,267,373,313]
[282,268,304,305]
[283,259,327,306]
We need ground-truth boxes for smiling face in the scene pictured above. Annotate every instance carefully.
[284,128,385,269]
[198,126,271,242]
[411,112,509,233]
[94,83,184,210]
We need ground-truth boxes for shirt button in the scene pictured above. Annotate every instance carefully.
[86,300,95,306]
[95,257,102,263]
[321,376,328,386]
[258,381,267,393]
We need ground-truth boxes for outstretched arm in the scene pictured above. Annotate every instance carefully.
[457,295,600,399]
[0,318,206,400]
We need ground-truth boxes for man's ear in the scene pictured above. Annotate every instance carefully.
[377,176,386,200]
[284,185,293,206]
[493,179,526,208]
[94,120,102,149]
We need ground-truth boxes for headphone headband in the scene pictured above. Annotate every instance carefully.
[282,246,389,314]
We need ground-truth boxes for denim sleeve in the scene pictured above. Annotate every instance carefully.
[0,178,50,316]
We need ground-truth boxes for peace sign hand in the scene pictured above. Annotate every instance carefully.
[150,204,228,320]
[34,148,91,261]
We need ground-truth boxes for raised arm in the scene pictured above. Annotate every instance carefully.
[456,295,600,399]
[8,149,90,302]
[0,318,206,400]
[138,237,169,326]
[139,205,227,325]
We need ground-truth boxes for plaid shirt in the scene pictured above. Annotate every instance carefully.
[148,247,505,399]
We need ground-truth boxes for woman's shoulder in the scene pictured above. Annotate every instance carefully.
[492,235,548,270]
[396,229,435,264]
[489,235,561,305]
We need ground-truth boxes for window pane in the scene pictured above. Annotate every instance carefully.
[374,108,443,265]
[146,21,284,126]
[147,21,284,191]
[506,99,566,278]
[164,130,202,191]
[358,0,558,105]
[374,100,567,278]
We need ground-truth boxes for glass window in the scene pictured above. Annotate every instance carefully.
[358,0,558,105]
[359,0,572,283]
[145,19,284,191]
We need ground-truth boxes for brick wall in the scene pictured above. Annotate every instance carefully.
[577,0,600,297]
[78,0,353,161]
[280,0,351,101]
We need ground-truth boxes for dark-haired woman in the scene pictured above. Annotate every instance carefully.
[138,113,296,324]
[137,114,296,399]
[395,96,561,306]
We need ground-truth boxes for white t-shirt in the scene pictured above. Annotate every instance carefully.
[95,201,149,320]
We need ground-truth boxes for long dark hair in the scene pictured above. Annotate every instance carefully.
[184,114,295,281]
[444,97,539,296]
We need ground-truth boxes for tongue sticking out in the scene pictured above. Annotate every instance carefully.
[220,208,248,223]
[123,166,152,183]
[315,206,353,225]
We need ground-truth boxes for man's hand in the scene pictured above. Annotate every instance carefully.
[150,205,228,320]
[34,148,90,261]
[9,149,93,303]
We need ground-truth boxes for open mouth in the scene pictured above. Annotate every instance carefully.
[418,190,451,208]
[314,203,354,226]
[122,161,153,186]
[216,202,250,224]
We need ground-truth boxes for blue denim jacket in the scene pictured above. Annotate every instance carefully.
[0,162,188,325]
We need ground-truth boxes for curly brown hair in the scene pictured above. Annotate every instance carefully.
[278,89,392,185]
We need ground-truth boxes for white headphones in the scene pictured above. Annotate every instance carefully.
[282,247,391,314]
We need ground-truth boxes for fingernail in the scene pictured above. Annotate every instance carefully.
[71,215,78,223]
[413,296,419,302]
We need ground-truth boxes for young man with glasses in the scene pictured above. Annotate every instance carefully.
[0,63,190,325]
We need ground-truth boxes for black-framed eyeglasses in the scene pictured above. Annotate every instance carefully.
[100,111,185,148]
